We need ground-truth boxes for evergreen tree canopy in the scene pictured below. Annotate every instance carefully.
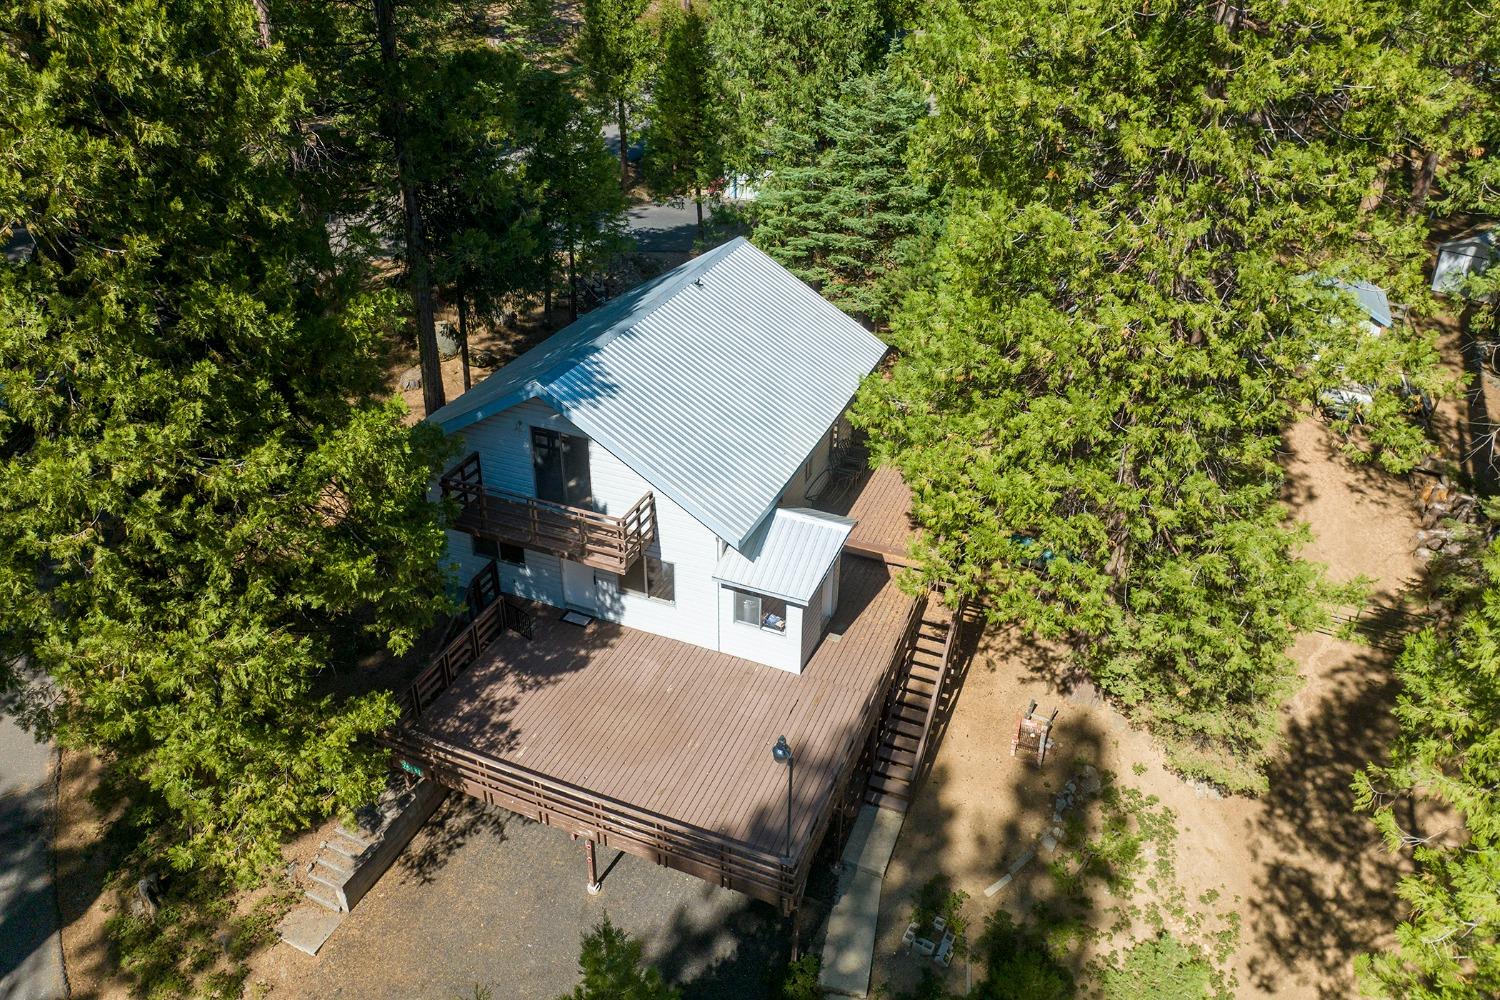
[641,3,726,230]
[520,69,627,321]
[708,0,894,171]
[0,0,451,878]
[577,0,652,184]
[751,70,935,326]
[562,918,680,1000]
[856,0,1484,790]
[1354,533,1500,998]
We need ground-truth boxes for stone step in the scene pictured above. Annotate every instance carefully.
[322,836,369,862]
[314,852,352,877]
[307,868,347,896]
[303,885,343,913]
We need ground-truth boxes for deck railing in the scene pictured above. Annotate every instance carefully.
[398,565,534,718]
[911,593,967,782]
[386,564,933,912]
[440,452,656,575]
[381,726,799,907]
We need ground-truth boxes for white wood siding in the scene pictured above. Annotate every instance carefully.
[718,584,804,673]
[447,399,722,651]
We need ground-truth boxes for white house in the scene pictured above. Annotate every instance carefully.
[424,237,888,674]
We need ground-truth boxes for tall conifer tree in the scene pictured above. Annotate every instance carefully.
[0,0,452,877]
[858,0,1486,790]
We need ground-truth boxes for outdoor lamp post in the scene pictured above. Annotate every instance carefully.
[772,735,794,858]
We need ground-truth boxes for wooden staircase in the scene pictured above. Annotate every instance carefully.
[865,593,962,812]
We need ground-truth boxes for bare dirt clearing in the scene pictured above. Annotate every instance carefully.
[873,415,1422,998]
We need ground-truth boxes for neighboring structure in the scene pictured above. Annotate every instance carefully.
[425,236,887,674]
[388,238,966,920]
[1432,227,1497,299]
[1321,276,1393,335]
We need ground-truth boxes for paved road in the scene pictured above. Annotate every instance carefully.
[0,709,66,1000]
[603,121,707,254]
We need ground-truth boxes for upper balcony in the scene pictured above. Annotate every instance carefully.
[439,452,657,575]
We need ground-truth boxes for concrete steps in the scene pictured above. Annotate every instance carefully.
[278,778,449,956]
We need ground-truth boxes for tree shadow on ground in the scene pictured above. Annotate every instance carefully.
[648,887,789,1000]
[1246,639,1408,998]
[396,793,522,886]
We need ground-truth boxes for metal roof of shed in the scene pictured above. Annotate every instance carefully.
[713,508,855,605]
[1324,277,1393,329]
[425,238,889,550]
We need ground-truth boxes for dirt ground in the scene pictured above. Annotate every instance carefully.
[872,414,1427,998]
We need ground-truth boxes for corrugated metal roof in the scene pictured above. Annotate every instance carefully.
[426,238,889,550]
[713,508,855,605]
[1323,277,1393,329]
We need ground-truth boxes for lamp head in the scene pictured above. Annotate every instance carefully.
[772,735,793,765]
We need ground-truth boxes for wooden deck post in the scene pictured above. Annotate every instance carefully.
[584,837,602,895]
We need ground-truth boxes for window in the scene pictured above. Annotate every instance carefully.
[531,427,592,507]
[473,537,525,566]
[621,555,675,603]
[732,589,787,633]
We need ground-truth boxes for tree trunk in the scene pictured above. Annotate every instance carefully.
[1409,148,1439,218]
[251,0,273,47]
[567,242,579,322]
[1360,159,1391,214]
[694,185,704,237]
[457,294,472,393]
[374,0,445,416]
[544,242,554,325]
[617,97,629,188]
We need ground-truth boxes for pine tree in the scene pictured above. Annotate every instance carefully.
[1353,532,1500,998]
[562,918,679,1000]
[0,0,452,878]
[577,0,652,186]
[856,0,1486,791]
[641,3,726,235]
[751,71,935,327]
[411,44,548,390]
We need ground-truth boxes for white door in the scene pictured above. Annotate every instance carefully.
[561,560,597,614]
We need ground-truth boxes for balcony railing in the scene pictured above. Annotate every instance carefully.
[439,452,657,575]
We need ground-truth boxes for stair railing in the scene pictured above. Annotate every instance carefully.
[910,592,967,783]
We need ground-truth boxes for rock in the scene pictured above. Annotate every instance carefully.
[471,348,501,368]
[435,320,460,359]
[1416,546,1438,562]
[130,872,162,920]
[1041,832,1058,853]
[1077,765,1102,796]
[399,367,422,391]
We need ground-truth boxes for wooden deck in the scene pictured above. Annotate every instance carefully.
[812,465,916,567]
[392,555,919,907]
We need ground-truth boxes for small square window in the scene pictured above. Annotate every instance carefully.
[498,543,525,566]
[732,589,787,632]
[472,536,499,559]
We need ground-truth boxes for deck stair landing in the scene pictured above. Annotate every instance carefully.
[865,594,958,812]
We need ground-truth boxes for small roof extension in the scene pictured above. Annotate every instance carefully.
[425,238,889,551]
[713,508,856,605]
